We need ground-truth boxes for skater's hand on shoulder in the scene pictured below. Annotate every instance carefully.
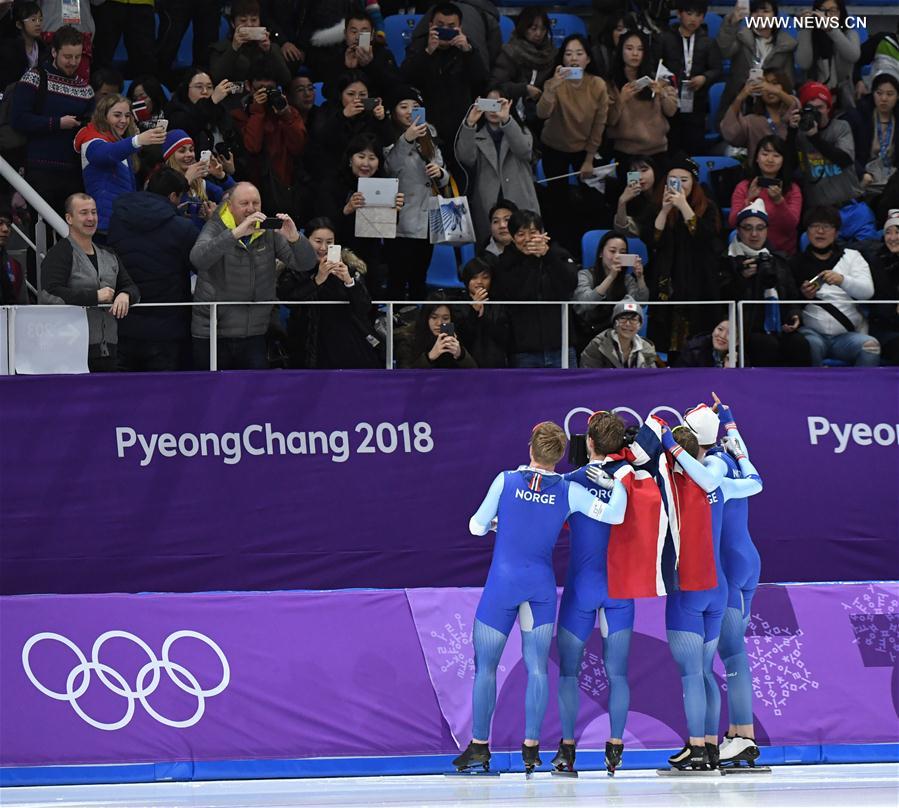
[586,465,615,489]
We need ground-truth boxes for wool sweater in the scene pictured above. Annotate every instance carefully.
[606,83,678,156]
[537,74,609,154]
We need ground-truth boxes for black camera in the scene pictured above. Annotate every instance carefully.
[756,253,777,285]
[798,104,821,132]
[265,88,288,113]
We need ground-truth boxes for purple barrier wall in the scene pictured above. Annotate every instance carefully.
[1,369,897,595]
[1,583,896,768]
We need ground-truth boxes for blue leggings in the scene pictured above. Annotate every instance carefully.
[471,618,554,740]
[718,586,756,726]
[557,625,632,740]
[667,629,720,738]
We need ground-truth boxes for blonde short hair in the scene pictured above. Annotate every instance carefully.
[529,421,567,465]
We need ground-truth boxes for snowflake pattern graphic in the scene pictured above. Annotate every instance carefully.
[429,613,506,681]
[745,613,819,716]
[841,584,899,666]
[577,650,610,699]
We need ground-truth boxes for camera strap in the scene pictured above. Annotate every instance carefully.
[818,302,855,332]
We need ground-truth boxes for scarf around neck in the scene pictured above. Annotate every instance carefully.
[502,35,557,71]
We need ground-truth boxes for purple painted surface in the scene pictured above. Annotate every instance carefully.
[1,583,896,767]
[1,369,897,595]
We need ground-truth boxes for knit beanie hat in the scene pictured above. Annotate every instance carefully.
[736,197,768,226]
[798,81,832,111]
[885,209,899,231]
[162,129,193,161]
[386,83,424,111]
[612,297,643,324]
[666,154,699,180]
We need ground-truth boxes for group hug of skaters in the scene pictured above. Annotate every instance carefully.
[453,395,766,777]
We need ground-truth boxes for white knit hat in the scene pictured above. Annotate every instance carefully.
[884,209,899,232]
[684,403,720,446]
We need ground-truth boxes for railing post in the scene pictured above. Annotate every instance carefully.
[6,306,14,375]
[386,303,394,370]
[209,303,218,371]
[35,217,47,291]
[737,301,746,368]
[561,302,570,369]
[728,301,736,368]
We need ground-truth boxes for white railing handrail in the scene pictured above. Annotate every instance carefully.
[0,156,68,238]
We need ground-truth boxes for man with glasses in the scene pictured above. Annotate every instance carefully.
[790,205,880,365]
[727,199,809,365]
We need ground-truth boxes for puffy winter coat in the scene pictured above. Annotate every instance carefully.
[74,123,139,232]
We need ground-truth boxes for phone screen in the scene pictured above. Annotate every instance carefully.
[411,107,426,126]
[358,31,371,49]
[626,171,641,186]
[439,322,456,336]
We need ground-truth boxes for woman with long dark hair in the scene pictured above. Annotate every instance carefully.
[796,0,860,111]
[720,68,800,157]
[395,293,478,368]
[845,72,899,201]
[127,74,167,131]
[164,68,240,157]
[729,135,802,254]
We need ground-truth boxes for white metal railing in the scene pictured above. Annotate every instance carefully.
[0,155,69,291]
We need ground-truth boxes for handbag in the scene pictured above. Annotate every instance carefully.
[428,177,476,245]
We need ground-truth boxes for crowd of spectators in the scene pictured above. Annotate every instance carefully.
[0,0,897,370]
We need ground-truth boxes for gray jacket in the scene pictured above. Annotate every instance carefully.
[455,119,539,244]
[580,328,657,369]
[383,130,450,240]
[190,210,317,339]
[796,28,861,112]
[796,118,862,208]
[573,268,649,323]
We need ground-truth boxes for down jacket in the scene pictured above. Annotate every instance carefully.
[74,123,139,232]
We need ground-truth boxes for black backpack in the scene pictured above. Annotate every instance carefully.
[0,67,48,152]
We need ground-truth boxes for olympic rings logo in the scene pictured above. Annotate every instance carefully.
[563,405,684,438]
[21,630,230,731]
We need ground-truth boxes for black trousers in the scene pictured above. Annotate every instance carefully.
[92,1,157,78]
[192,335,268,370]
[384,236,434,302]
[156,0,221,85]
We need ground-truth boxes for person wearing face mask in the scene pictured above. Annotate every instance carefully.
[455,89,539,244]
[675,319,738,367]
[726,199,810,366]
[580,297,657,368]
[482,200,517,256]
[790,205,880,366]
[606,29,678,163]
[489,9,556,137]
[395,294,478,368]
[844,73,899,202]
[613,155,657,235]
[455,256,510,367]
[715,0,797,129]
[796,0,860,113]
[574,230,648,348]
[861,209,899,364]
[720,69,800,159]
[74,94,167,237]
[165,69,242,160]
[277,216,382,369]
[729,135,802,255]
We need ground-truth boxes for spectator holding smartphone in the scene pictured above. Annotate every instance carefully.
[395,292,478,368]
[165,69,242,159]
[209,0,291,88]
[613,155,657,236]
[729,136,802,255]
[74,95,167,236]
[277,216,382,369]
[720,69,800,157]
[455,256,511,367]
[384,84,450,300]
[161,130,235,229]
[606,29,678,164]
[455,90,539,244]
[796,0,860,113]
[791,205,879,366]
[580,297,657,368]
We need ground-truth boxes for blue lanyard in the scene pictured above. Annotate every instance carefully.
[765,110,777,135]
[876,117,894,168]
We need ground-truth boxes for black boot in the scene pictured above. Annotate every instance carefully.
[452,741,491,772]
[522,742,542,776]
[550,739,576,774]
[705,742,720,769]
[668,743,709,770]
[605,740,624,776]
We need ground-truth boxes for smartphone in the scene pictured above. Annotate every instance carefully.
[214,141,232,158]
[758,176,781,188]
[618,253,638,266]
[411,107,426,126]
[155,118,168,132]
[564,66,584,80]
[358,31,371,49]
[667,176,682,193]
[361,97,379,112]
[808,272,826,289]
[626,170,641,186]
[436,27,457,40]
[748,67,764,84]
[632,75,653,91]
[199,150,212,163]
[475,97,502,113]
[327,244,342,263]
[242,26,267,40]
[259,217,283,229]
[439,322,456,336]
[228,81,243,95]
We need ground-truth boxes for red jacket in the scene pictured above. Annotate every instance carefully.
[231,101,306,189]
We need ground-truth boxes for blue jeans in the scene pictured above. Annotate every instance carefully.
[799,327,880,366]
[512,349,578,368]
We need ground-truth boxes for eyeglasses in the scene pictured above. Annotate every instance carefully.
[616,314,641,323]
[739,224,768,233]
[809,222,836,231]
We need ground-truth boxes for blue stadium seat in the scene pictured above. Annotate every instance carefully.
[499,15,514,42]
[692,155,741,187]
[581,229,649,267]
[313,81,325,106]
[704,12,723,39]
[459,243,476,265]
[426,243,465,289]
[706,81,726,143]
[547,14,587,48]
[384,14,422,65]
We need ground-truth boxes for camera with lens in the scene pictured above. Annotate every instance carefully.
[755,253,777,285]
[265,87,288,112]
[798,104,821,132]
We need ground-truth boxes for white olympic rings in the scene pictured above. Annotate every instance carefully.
[563,405,685,438]
[21,630,230,731]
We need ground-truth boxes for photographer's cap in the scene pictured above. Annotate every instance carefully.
[885,209,899,231]
[736,197,768,226]
[612,297,643,324]
[684,403,720,446]
[162,129,193,161]
[798,81,833,111]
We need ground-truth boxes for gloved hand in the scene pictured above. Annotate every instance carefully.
[586,465,615,489]
[722,435,746,460]
[489,517,498,532]
[718,404,736,430]
[660,425,678,451]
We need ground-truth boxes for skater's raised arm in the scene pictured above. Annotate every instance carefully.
[469,473,505,535]
[719,435,763,500]
[568,475,627,525]
[661,426,727,493]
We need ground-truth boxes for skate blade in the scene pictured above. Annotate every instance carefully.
[657,768,722,776]
[551,769,578,778]
[721,765,771,775]
[445,769,500,777]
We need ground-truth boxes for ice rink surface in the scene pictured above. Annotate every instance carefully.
[2,763,897,808]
